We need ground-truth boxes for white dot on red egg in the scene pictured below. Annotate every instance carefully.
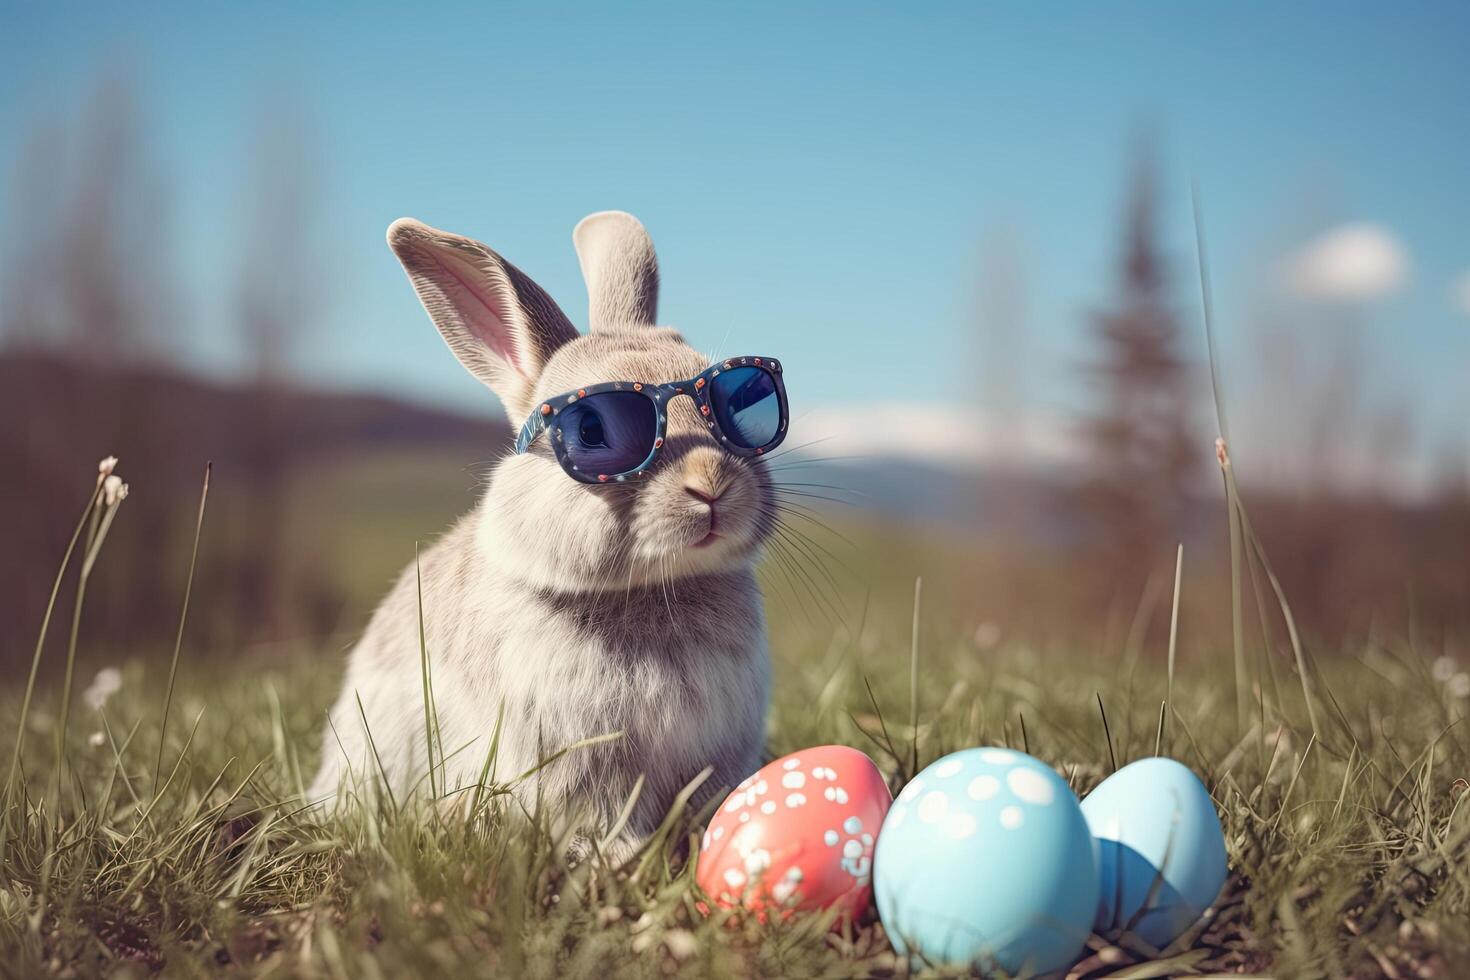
[739,812,750,823]
[842,839,863,859]
[918,791,949,824]
[823,787,836,801]
[760,800,777,815]
[843,816,862,834]
[782,771,805,789]
[968,774,1000,800]
[1006,767,1055,805]
[834,788,849,804]
[786,793,806,808]
[824,829,839,846]
[754,780,768,794]
[782,758,801,771]
[861,833,873,846]
[724,868,746,888]
[712,826,724,841]
[1000,805,1025,829]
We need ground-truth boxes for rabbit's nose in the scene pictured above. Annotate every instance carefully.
[680,448,735,505]
[684,485,719,506]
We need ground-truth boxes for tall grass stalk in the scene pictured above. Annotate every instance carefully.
[1164,543,1183,753]
[54,483,127,802]
[416,544,444,799]
[909,576,922,777]
[154,462,210,795]
[0,482,101,861]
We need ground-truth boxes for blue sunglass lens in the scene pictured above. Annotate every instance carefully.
[559,392,657,475]
[709,366,780,449]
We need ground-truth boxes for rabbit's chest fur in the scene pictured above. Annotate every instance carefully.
[314,513,770,842]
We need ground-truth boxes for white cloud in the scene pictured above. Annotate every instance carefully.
[1451,270,1470,317]
[1286,223,1408,302]
[791,403,1081,472]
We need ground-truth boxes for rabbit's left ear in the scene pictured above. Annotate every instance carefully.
[387,218,578,419]
[573,211,659,331]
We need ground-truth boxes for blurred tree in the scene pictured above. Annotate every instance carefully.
[1081,139,1198,592]
[232,95,339,640]
[60,63,175,364]
[0,125,66,350]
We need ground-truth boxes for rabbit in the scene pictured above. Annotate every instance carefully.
[308,211,774,859]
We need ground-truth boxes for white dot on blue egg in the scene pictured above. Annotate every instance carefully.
[933,758,964,779]
[968,775,999,800]
[918,791,949,824]
[1007,767,1055,805]
[946,811,977,839]
[980,748,1018,765]
[843,816,862,834]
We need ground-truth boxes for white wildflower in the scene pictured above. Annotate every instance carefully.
[97,456,118,480]
[973,621,1002,651]
[663,929,698,961]
[83,667,123,711]
[1432,656,1457,683]
[1450,673,1470,700]
[88,731,106,749]
[102,475,129,506]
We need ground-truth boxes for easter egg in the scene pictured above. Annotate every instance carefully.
[696,745,891,921]
[1080,757,1228,948]
[874,747,1098,975]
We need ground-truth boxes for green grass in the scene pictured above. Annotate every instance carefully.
[3,469,1470,977]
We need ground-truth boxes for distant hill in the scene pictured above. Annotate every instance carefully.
[4,350,1466,666]
[0,350,508,666]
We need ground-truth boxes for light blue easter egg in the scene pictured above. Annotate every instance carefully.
[1080,757,1228,948]
[874,748,1098,975]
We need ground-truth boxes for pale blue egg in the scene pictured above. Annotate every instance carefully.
[1080,757,1228,948]
[874,748,1098,975]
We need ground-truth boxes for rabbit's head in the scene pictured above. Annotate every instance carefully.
[387,212,776,592]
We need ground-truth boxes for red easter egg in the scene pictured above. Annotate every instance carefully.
[696,745,892,921]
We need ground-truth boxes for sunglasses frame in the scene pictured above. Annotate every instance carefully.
[514,355,788,484]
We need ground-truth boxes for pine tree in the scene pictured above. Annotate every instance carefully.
[1082,142,1198,587]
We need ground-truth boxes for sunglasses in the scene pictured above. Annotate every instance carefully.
[514,356,788,484]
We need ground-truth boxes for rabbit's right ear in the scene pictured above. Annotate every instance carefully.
[387,218,578,418]
[573,211,659,331]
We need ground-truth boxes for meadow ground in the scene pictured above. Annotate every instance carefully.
[2,472,1469,977]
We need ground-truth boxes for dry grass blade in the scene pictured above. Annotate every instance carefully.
[155,462,210,796]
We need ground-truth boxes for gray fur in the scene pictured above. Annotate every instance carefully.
[310,212,773,858]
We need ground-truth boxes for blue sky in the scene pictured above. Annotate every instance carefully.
[4,2,1468,477]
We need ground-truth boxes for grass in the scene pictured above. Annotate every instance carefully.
[2,470,1469,979]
